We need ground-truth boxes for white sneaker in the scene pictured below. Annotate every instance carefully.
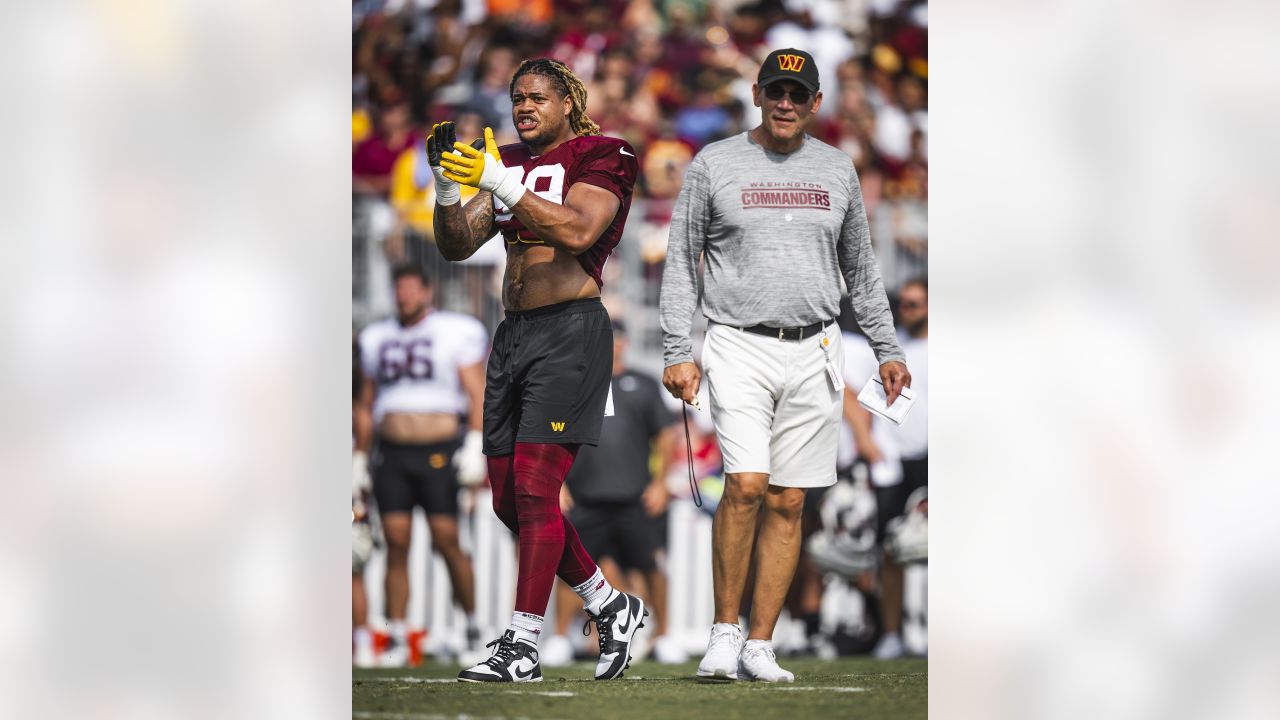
[540,634,575,667]
[378,638,410,668]
[873,632,904,660]
[653,635,688,665]
[738,640,794,683]
[353,644,376,668]
[353,629,376,668]
[807,633,838,661]
[425,636,459,663]
[696,623,743,681]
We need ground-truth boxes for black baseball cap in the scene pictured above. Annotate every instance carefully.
[758,48,819,93]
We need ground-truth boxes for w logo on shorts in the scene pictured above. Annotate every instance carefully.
[550,421,567,432]
[777,54,805,72]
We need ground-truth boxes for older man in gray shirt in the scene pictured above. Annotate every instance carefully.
[660,48,911,683]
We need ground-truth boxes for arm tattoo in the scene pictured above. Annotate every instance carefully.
[434,192,496,261]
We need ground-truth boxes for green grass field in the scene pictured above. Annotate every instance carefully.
[353,656,927,720]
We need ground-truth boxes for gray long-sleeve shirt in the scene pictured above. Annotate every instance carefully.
[660,132,904,367]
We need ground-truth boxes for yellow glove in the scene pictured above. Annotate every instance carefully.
[440,127,527,207]
[476,125,502,162]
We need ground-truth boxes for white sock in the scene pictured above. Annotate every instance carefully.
[572,567,616,614]
[388,619,407,643]
[508,611,543,647]
[353,627,373,651]
[744,638,771,650]
[465,613,478,631]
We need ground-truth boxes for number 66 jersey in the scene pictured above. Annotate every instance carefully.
[357,310,489,424]
[493,135,639,289]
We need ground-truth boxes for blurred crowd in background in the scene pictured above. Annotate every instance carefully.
[353,0,927,333]
[352,0,928,666]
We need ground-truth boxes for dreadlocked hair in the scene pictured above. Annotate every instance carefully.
[509,58,601,137]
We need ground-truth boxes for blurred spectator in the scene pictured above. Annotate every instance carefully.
[879,161,927,283]
[354,264,489,666]
[872,275,927,659]
[543,320,685,665]
[415,0,475,105]
[833,303,904,656]
[549,4,621,83]
[584,50,637,137]
[674,80,734,145]
[462,46,519,131]
[652,4,704,75]
[868,53,912,167]
[353,96,419,198]
[353,106,372,148]
[897,73,927,162]
[352,0,928,190]
[641,139,696,200]
[352,2,927,335]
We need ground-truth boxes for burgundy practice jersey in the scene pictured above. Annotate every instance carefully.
[493,134,639,288]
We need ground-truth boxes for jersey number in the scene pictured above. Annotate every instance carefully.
[494,163,566,221]
[378,339,433,383]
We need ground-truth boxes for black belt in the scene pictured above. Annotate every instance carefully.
[736,319,832,341]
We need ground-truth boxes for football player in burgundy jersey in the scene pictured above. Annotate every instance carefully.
[429,58,647,683]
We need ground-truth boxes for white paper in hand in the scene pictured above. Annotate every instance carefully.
[857,374,917,426]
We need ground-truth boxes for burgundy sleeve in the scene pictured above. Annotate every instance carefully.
[572,140,639,202]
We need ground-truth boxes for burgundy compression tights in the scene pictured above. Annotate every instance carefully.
[487,442,598,615]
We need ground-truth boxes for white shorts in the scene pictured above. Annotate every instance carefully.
[702,322,844,488]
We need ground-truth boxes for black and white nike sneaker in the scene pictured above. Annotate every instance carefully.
[457,630,542,683]
[584,591,648,680]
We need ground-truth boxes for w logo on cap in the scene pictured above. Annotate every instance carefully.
[777,54,806,72]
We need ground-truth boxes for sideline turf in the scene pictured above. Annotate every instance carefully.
[353,656,927,720]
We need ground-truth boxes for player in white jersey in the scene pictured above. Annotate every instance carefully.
[354,263,490,666]
[872,276,928,660]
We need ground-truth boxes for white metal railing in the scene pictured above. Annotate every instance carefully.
[359,494,927,657]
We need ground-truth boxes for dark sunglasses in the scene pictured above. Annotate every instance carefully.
[763,84,812,105]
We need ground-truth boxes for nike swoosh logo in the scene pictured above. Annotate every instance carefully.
[512,664,534,680]
[619,148,635,157]
[616,600,637,634]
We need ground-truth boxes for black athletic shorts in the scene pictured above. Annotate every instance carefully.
[569,501,663,572]
[482,297,613,455]
[372,438,462,516]
[875,456,927,541]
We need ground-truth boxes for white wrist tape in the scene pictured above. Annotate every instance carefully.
[432,166,460,206]
[490,170,526,209]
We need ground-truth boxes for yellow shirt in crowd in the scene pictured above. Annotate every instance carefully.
[390,147,484,236]
[352,109,371,144]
